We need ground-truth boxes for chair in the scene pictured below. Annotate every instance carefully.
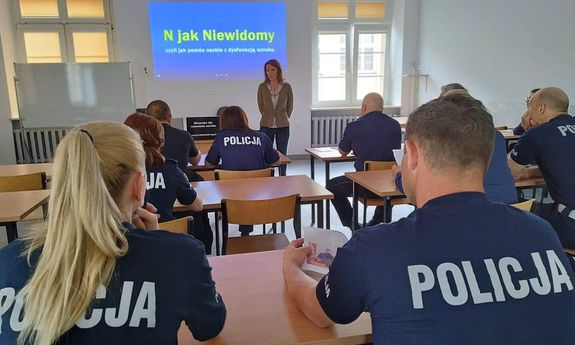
[214,168,274,180]
[0,172,47,192]
[495,125,508,130]
[359,161,410,226]
[0,172,48,240]
[158,216,193,235]
[221,194,301,255]
[511,199,536,212]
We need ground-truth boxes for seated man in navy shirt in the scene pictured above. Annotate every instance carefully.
[326,92,401,229]
[146,100,202,181]
[509,87,575,248]
[513,88,541,136]
[394,91,518,204]
[283,98,575,345]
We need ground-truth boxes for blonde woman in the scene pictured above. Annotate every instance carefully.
[0,122,225,345]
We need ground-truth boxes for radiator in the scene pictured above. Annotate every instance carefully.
[13,127,70,163]
[311,115,356,147]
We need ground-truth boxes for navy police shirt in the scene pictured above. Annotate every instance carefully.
[339,111,402,171]
[0,223,226,345]
[205,129,279,170]
[395,131,517,204]
[161,123,199,170]
[146,159,197,222]
[316,192,575,345]
[511,114,575,208]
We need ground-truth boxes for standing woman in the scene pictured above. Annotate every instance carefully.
[257,59,293,174]
[0,122,225,345]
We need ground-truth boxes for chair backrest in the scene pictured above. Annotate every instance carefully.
[364,160,395,171]
[215,168,274,180]
[158,216,193,235]
[221,194,301,254]
[495,125,508,130]
[0,172,47,192]
[511,199,536,212]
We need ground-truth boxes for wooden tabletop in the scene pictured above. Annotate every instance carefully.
[0,190,50,222]
[177,250,372,345]
[395,115,408,128]
[177,175,333,211]
[305,147,356,162]
[346,170,548,197]
[0,163,53,178]
[345,170,403,197]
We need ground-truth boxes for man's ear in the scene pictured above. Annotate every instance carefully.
[167,114,173,124]
[404,139,419,172]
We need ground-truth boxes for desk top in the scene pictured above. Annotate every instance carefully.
[305,147,356,162]
[0,190,50,222]
[177,250,372,345]
[346,170,547,198]
[176,175,334,211]
[0,163,53,178]
[345,170,403,197]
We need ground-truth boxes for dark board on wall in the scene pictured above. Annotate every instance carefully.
[15,62,135,128]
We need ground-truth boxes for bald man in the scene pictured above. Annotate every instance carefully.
[508,87,575,248]
[326,92,402,229]
[284,98,575,344]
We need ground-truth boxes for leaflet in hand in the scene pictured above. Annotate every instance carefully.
[302,227,349,274]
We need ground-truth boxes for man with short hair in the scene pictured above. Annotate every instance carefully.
[508,87,575,248]
[284,98,575,344]
[326,92,401,229]
[513,88,541,135]
[146,100,202,172]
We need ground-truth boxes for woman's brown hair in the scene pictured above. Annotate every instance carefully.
[124,113,165,167]
[264,59,284,84]
[219,106,255,133]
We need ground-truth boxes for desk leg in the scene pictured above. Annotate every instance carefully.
[352,182,358,232]
[4,222,18,243]
[325,162,331,229]
[214,211,220,256]
[310,156,316,226]
[384,198,392,223]
[317,201,324,228]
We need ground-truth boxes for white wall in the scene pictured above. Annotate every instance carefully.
[112,0,313,154]
[0,0,17,163]
[417,0,575,126]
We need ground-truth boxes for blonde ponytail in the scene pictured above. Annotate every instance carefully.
[19,122,145,345]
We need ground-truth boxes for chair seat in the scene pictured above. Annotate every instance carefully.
[227,233,290,255]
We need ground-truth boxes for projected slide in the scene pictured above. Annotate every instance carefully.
[149,2,287,80]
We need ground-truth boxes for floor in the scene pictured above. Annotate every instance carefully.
[0,157,417,252]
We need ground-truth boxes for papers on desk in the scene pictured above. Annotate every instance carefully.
[393,149,404,166]
[500,129,514,137]
[302,227,348,274]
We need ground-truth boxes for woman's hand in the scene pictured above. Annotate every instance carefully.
[132,202,160,230]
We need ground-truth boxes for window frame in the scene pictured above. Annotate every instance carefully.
[313,0,392,108]
[13,0,115,63]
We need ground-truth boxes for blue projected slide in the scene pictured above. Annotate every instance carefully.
[148,2,286,80]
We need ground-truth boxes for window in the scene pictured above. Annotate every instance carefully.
[313,0,390,106]
[16,0,113,63]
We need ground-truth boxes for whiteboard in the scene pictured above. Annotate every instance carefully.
[15,62,135,128]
